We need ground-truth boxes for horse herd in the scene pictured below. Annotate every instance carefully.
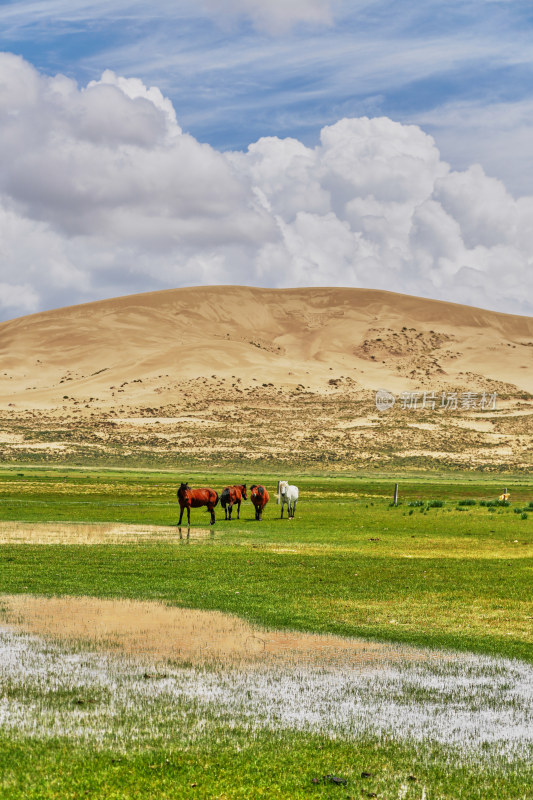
[177,480,299,526]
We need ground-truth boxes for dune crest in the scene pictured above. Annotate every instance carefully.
[0,286,531,469]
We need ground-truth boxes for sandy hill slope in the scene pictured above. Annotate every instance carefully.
[0,286,532,470]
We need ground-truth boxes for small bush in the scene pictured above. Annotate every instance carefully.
[521,512,528,520]
[408,500,425,507]
[458,499,476,506]
[427,500,444,508]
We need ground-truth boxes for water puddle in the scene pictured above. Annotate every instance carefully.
[0,521,213,545]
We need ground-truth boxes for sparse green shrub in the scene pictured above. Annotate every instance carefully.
[427,500,444,508]
[458,499,476,506]
[408,500,425,507]
[521,512,528,520]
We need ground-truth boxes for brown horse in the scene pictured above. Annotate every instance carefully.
[250,484,269,521]
[177,482,219,526]
[220,484,247,520]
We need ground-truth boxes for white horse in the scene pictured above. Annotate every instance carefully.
[277,480,299,519]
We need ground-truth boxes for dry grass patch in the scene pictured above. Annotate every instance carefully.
[259,538,533,559]
[0,594,451,669]
[328,594,533,643]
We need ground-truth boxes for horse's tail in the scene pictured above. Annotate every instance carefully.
[220,488,229,508]
[213,491,219,508]
[276,480,281,504]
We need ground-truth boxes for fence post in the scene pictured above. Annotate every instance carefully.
[393,483,399,506]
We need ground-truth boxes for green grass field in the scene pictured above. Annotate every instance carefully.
[0,466,532,799]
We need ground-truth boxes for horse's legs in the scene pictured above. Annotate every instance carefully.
[209,505,215,525]
[236,500,240,519]
[228,502,233,521]
[224,504,228,520]
[292,501,297,518]
[187,506,190,526]
[178,505,184,526]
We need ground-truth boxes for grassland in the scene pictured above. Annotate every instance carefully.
[1,467,531,661]
[0,466,532,799]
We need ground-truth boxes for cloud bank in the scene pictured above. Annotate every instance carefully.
[0,53,531,320]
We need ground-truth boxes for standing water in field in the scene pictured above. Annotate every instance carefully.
[0,612,532,762]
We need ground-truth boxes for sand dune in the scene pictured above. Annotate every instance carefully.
[1,286,532,404]
[0,286,531,469]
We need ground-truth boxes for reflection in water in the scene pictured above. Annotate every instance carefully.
[178,526,190,541]
[0,521,214,545]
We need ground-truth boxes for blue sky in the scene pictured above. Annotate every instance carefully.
[0,0,532,318]
[2,0,533,193]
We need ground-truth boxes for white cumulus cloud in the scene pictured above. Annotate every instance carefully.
[0,53,531,320]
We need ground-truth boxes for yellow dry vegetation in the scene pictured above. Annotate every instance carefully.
[327,593,533,643]
[0,594,454,670]
[250,538,533,560]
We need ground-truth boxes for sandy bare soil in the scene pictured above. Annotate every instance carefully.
[0,594,452,669]
[0,286,531,469]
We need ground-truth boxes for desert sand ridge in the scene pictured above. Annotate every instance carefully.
[1,286,532,399]
[1,286,531,469]
[3,284,533,329]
